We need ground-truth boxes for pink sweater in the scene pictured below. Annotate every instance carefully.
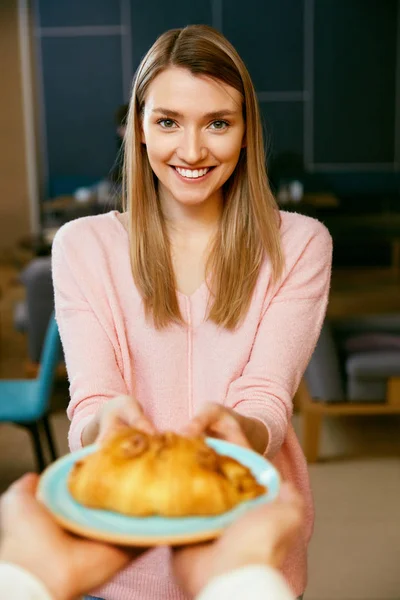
[52,210,332,600]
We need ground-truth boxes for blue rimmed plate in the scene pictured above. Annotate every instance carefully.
[37,438,280,546]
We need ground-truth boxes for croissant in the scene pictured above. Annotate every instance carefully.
[68,429,266,517]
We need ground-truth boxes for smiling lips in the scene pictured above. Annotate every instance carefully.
[172,166,214,180]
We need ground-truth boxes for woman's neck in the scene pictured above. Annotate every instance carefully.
[160,187,223,239]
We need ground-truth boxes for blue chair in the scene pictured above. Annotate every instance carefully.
[0,312,61,471]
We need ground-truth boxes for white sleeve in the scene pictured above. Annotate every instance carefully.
[196,565,295,600]
[0,562,53,600]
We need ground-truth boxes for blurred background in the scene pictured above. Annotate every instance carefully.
[0,1,400,598]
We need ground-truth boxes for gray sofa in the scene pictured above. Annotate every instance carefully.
[305,316,400,402]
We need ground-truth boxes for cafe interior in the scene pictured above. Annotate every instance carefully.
[0,1,399,598]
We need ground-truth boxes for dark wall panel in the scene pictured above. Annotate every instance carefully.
[35,0,399,198]
[224,0,303,91]
[38,0,121,28]
[314,0,397,164]
[41,36,124,178]
[260,101,304,161]
[130,1,213,71]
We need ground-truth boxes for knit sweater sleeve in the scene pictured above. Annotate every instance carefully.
[52,226,129,451]
[226,222,332,458]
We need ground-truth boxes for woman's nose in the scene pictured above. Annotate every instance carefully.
[176,130,207,164]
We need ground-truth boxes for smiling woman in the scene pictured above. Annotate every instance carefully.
[51,24,332,600]
[123,25,285,327]
[141,67,245,220]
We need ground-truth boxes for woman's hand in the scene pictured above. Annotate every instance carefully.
[182,403,251,447]
[183,402,269,454]
[82,395,156,446]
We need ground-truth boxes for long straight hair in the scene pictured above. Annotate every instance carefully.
[123,25,284,329]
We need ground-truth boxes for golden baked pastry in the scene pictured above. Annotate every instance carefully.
[68,429,266,517]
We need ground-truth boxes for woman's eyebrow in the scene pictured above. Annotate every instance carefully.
[152,107,239,119]
[204,109,238,119]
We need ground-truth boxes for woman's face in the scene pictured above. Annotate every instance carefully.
[141,66,245,209]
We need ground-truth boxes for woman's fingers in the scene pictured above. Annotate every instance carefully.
[211,417,250,447]
[132,414,157,435]
[97,413,131,443]
[183,403,222,436]
[183,403,250,448]
[97,395,156,443]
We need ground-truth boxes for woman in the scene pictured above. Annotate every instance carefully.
[52,24,332,600]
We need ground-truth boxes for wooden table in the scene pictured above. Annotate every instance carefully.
[328,268,400,319]
[296,376,400,463]
[302,192,339,209]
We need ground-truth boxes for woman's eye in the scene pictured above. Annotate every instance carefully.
[210,120,229,130]
[157,119,176,129]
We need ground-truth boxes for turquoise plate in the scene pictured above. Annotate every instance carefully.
[38,438,280,546]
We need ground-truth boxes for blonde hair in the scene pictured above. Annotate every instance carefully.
[123,24,284,329]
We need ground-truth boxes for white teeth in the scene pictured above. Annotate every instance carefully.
[175,167,210,179]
